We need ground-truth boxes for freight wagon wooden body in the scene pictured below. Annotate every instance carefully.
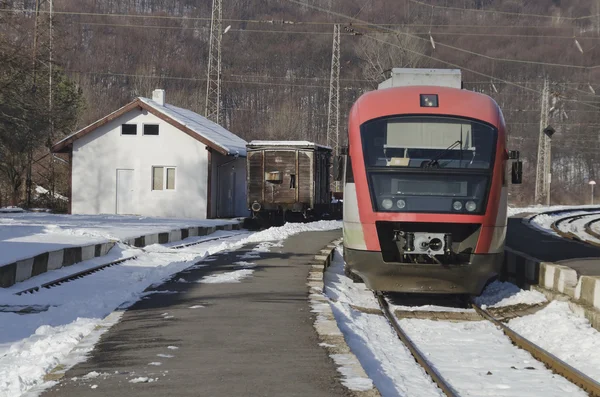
[246,141,332,223]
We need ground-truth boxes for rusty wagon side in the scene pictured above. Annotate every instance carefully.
[246,141,332,225]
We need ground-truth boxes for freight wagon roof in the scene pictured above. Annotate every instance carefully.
[247,141,331,150]
[247,141,332,151]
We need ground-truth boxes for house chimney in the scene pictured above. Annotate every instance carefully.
[152,89,165,106]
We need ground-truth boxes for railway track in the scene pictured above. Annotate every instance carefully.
[549,211,600,247]
[376,293,600,397]
[14,233,239,296]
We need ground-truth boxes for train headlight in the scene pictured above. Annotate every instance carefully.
[381,198,393,210]
[466,201,477,212]
[453,201,463,211]
[397,199,406,209]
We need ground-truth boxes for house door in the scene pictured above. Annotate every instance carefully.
[217,167,235,218]
[116,169,135,215]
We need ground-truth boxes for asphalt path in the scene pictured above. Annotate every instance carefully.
[42,230,349,397]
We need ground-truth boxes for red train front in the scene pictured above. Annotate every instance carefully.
[341,84,522,295]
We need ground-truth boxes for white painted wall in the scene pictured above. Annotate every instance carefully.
[72,108,210,218]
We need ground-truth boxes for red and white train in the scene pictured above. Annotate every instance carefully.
[339,69,522,295]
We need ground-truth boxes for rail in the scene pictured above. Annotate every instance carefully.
[15,233,238,296]
[472,303,600,397]
[375,293,460,397]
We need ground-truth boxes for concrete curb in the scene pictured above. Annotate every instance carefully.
[0,222,242,288]
[308,239,381,397]
[503,247,600,330]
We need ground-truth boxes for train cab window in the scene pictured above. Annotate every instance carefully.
[361,116,497,170]
[290,174,296,188]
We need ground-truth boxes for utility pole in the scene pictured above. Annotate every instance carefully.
[327,24,341,192]
[204,0,222,124]
[535,78,555,206]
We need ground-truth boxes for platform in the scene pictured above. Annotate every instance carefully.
[506,217,600,276]
[40,230,349,396]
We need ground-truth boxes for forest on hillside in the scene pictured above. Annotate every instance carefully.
[1,0,600,208]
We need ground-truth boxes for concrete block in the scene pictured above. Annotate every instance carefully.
[145,234,158,245]
[577,276,600,311]
[541,262,556,290]
[99,243,114,256]
[554,265,578,296]
[169,230,182,243]
[47,250,64,270]
[63,247,82,266]
[0,263,16,288]
[181,228,189,240]
[158,233,169,244]
[134,236,145,247]
[188,227,198,237]
[32,252,49,277]
[15,258,34,282]
[81,245,95,262]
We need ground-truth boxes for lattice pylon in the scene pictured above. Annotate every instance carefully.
[204,0,223,124]
[327,24,341,192]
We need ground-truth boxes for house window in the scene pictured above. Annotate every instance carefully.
[152,167,176,190]
[121,124,137,135]
[144,124,159,135]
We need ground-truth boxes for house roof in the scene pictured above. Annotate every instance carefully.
[52,97,247,156]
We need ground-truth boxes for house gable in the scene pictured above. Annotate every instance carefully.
[52,98,238,156]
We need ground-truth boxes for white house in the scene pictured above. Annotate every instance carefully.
[52,89,248,219]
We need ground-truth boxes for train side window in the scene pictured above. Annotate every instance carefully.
[345,155,354,183]
[290,174,296,188]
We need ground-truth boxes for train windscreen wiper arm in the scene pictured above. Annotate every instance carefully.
[423,140,462,168]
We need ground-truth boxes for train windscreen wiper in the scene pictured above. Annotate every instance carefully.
[422,140,462,168]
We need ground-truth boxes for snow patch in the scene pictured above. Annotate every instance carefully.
[198,269,254,284]
[509,301,600,380]
[129,377,156,383]
[475,280,547,308]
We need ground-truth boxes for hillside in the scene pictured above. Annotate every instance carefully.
[1,0,600,204]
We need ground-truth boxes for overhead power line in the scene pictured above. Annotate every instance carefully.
[408,0,600,20]
[2,6,599,28]
[70,21,600,41]
[285,0,600,111]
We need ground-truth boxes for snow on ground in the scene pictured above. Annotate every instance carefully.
[198,269,254,284]
[399,318,586,396]
[324,247,379,311]
[324,248,444,397]
[474,281,547,308]
[508,204,599,218]
[322,245,583,396]
[509,301,600,381]
[0,220,342,397]
[0,212,241,266]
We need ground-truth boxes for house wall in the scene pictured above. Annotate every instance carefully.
[72,108,209,218]
[210,152,249,218]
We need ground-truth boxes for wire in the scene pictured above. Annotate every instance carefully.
[68,70,366,89]
[285,0,600,111]
[408,0,600,21]
[70,21,600,41]
[286,0,600,71]
[3,6,599,28]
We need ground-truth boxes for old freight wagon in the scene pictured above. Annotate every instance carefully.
[246,141,332,225]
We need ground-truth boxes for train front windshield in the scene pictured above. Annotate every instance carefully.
[361,116,497,215]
